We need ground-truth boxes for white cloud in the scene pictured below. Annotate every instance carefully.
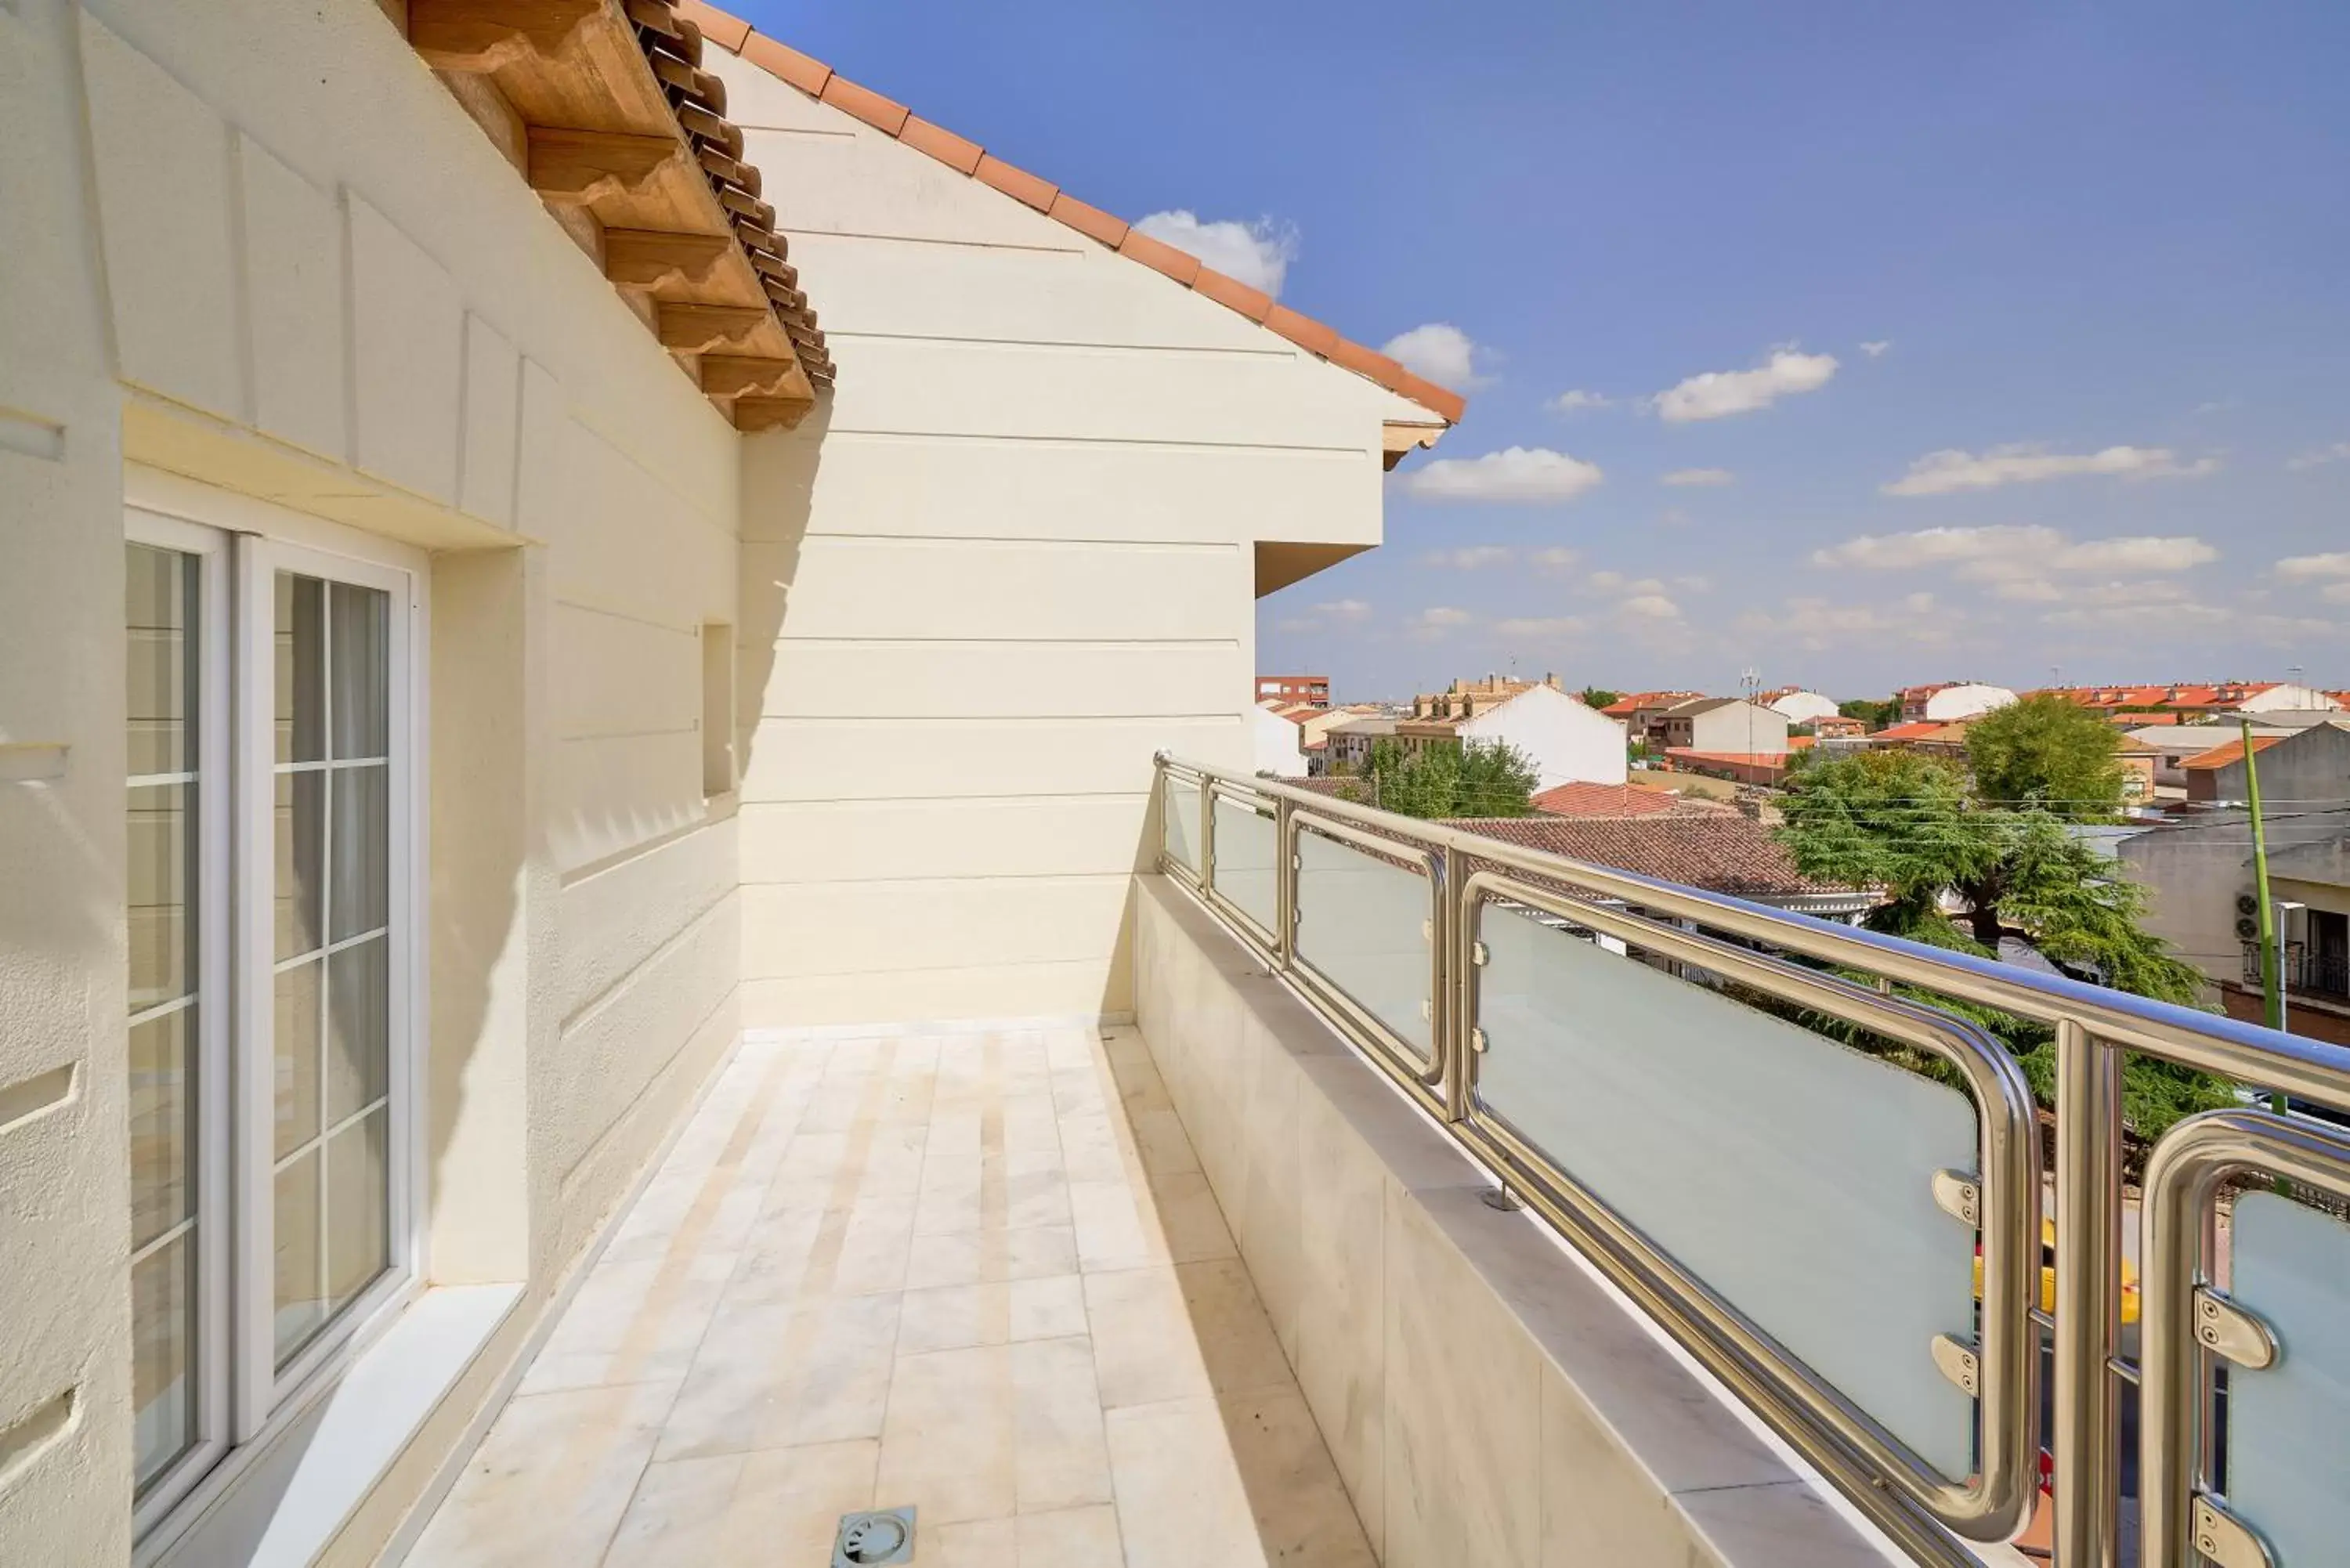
[1422,545,1516,569]
[2286,442,2350,471]
[1528,547,1582,573]
[2278,552,2350,581]
[1996,578,2192,607]
[1811,525,2217,582]
[1584,569,1668,597]
[1621,594,1682,621]
[1405,606,1475,641]
[1661,468,1734,487]
[1271,598,1375,634]
[1650,349,1838,423]
[1734,594,1959,652]
[1494,616,1589,641]
[1401,446,1604,504]
[1131,210,1298,297]
[1380,323,1488,389]
[1860,341,1891,358]
[1882,443,2219,496]
[1546,389,1613,415]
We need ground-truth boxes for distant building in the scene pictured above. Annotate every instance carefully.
[1665,750,1791,789]
[1323,715,1397,775]
[1647,697,1791,757]
[1868,720,1972,754]
[1392,681,1629,789]
[1601,690,1704,735]
[1256,674,1331,708]
[1759,688,1840,724]
[1531,782,1722,818]
[1445,814,1880,919]
[2032,681,2344,719]
[1898,681,2017,722]
[1804,713,1867,738]
[2180,721,2350,805]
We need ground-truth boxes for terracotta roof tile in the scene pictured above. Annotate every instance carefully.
[1530,782,1701,818]
[1191,266,1275,322]
[1264,304,1343,359]
[2182,735,2283,770]
[1047,191,1129,248]
[672,0,748,51]
[1447,815,1856,901]
[974,154,1059,211]
[690,1,1464,424]
[899,114,984,175]
[738,31,830,96]
[1116,227,1203,285]
[819,74,910,135]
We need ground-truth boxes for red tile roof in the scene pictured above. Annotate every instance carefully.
[2180,735,2283,771]
[1530,782,1700,818]
[681,0,1465,424]
[1872,721,1960,742]
[1600,689,1701,717]
[1447,815,1856,901]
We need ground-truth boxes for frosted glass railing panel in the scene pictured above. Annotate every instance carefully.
[1211,794,1278,936]
[1164,775,1201,876]
[1295,827,1434,1062]
[2223,1190,2350,1567]
[1476,902,1980,1477]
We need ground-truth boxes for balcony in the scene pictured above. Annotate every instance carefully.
[411,758,2350,1568]
[2241,940,2350,1003]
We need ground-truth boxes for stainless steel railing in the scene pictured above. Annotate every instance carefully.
[1155,753,2350,1568]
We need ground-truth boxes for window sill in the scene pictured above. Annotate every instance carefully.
[144,1283,522,1568]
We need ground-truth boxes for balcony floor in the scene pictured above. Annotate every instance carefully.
[410,1023,1375,1567]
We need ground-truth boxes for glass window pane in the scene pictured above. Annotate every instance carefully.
[275,770,324,961]
[325,1108,390,1317]
[329,764,388,941]
[330,581,389,760]
[275,573,325,764]
[273,959,321,1161]
[273,1147,324,1367]
[128,782,195,1012]
[132,1234,197,1495]
[1209,793,1279,935]
[2222,1191,2350,1568]
[1474,904,1982,1479]
[1296,827,1435,1062]
[125,544,196,777]
[1163,775,1200,875]
[326,938,388,1125]
[128,1007,194,1252]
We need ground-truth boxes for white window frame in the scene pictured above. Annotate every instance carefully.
[125,510,235,1536]
[125,473,431,1537]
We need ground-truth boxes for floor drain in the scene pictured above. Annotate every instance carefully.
[833,1507,916,1566]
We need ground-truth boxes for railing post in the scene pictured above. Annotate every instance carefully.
[1198,775,1216,896]
[2053,1017,2120,1568]
[1441,841,1470,1123]
[1274,794,1295,971]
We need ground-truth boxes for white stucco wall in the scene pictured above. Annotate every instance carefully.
[2,2,745,1560]
[2240,681,2344,713]
[1253,706,1309,778]
[1767,690,1840,724]
[712,45,1405,1026]
[1460,685,1629,789]
[1922,683,2017,721]
[1688,700,1792,757]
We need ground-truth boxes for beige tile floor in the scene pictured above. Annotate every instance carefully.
[410,1024,1376,1567]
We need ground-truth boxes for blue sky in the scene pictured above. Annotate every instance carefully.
[739,1,2350,703]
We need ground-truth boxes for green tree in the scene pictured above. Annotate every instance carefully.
[1838,695,1901,727]
[1964,693,2128,818]
[1578,687,1622,710]
[1341,737,1539,819]
[1776,750,2230,1137]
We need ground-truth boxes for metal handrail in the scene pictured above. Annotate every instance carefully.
[1152,753,2350,1567]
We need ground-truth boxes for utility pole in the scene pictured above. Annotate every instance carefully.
[2243,717,2284,1034]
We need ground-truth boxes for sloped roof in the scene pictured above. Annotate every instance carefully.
[1448,815,1850,900]
[1600,690,1701,717]
[676,1,1465,424]
[2181,735,2284,771]
[1530,782,1712,818]
[1873,721,1961,742]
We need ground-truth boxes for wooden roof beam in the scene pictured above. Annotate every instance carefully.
[602,229,733,291]
[656,302,768,352]
[526,126,683,204]
[699,354,798,399]
[732,396,812,434]
[412,0,602,73]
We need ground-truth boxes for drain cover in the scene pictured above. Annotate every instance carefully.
[833,1506,916,1566]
